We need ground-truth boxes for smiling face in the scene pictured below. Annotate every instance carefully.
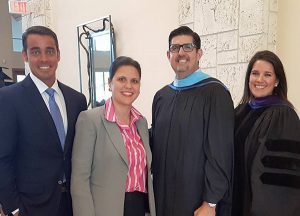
[249,60,279,98]
[109,65,141,108]
[22,34,60,87]
[167,35,202,79]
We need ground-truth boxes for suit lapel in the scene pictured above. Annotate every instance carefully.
[22,76,62,152]
[59,82,73,153]
[100,106,151,168]
[100,107,128,166]
[136,119,152,168]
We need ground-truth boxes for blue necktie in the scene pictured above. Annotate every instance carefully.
[45,88,65,149]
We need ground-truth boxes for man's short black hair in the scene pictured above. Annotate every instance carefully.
[22,26,59,52]
[168,26,201,49]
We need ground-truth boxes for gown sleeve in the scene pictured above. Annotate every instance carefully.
[247,105,300,215]
[203,84,234,204]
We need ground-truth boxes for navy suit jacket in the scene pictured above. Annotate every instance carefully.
[0,75,87,216]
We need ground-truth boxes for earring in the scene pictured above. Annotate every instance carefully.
[275,83,278,87]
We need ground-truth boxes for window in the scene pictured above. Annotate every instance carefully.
[11,14,22,52]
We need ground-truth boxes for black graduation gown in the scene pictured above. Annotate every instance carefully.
[151,78,234,216]
[232,103,300,216]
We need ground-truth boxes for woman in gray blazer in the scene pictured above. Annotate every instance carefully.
[71,56,155,216]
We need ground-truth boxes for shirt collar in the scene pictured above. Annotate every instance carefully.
[173,69,210,87]
[30,73,60,94]
[105,98,142,128]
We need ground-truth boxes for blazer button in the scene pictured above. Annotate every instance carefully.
[58,180,63,185]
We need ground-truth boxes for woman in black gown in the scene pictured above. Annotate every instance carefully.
[232,50,300,216]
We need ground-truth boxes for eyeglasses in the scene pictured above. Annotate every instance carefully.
[169,43,197,53]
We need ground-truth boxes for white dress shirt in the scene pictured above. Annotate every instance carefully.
[30,73,68,132]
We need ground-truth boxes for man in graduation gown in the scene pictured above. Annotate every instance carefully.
[151,26,234,216]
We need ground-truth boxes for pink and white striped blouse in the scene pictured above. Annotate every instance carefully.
[105,98,147,193]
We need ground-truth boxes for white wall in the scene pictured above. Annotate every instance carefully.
[51,0,178,123]
[49,0,300,121]
[277,0,300,114]
[178,0,278,105]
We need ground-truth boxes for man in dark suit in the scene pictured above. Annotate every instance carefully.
[0,26,87,216]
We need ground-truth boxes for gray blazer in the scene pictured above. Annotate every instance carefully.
[71,106,156,216]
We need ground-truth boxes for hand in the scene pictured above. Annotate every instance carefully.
[0,208,5,216]
[0,209,19,216]
[0,208,7,216]
[194,201,216,216]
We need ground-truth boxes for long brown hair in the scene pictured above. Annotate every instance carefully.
[239,50,293,108]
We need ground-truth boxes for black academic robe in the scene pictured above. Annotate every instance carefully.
[151,78,234,216]
[232,103,300,216]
